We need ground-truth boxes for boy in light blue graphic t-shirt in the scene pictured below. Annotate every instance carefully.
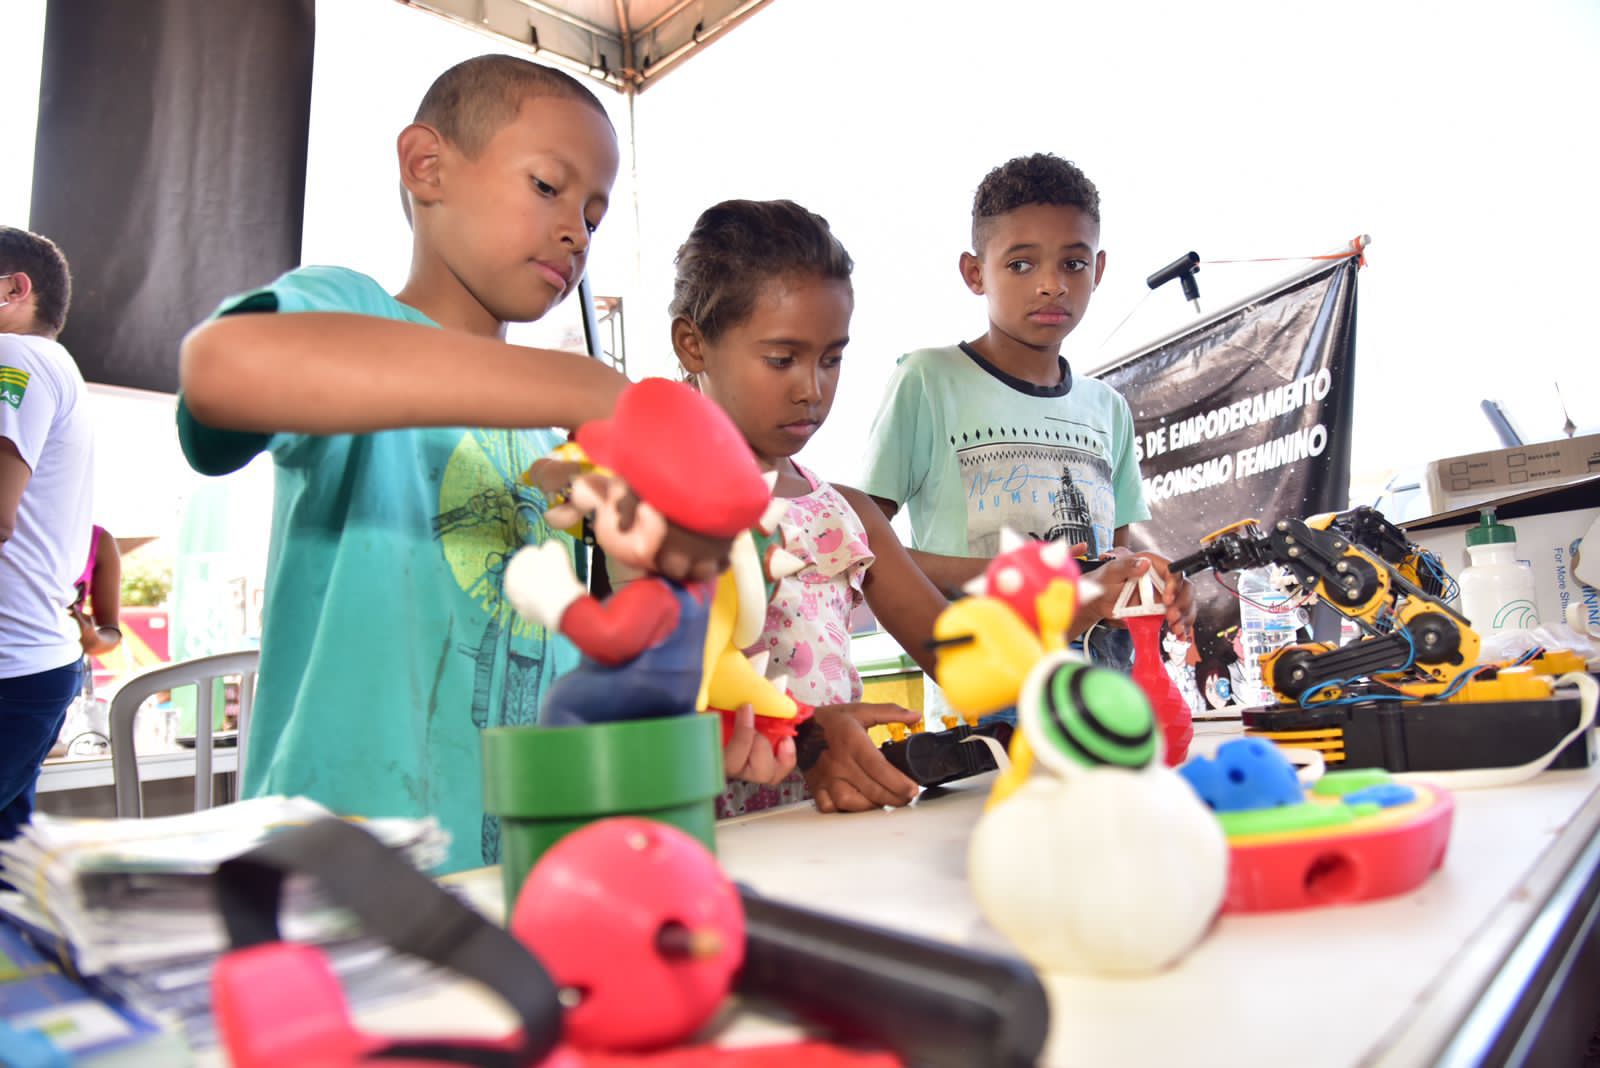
[858,154,1196,676]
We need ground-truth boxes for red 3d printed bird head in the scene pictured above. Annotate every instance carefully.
[966,530,1089,641]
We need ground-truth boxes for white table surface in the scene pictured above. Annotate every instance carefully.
[716,768,1600,1067]
[303,725,1600,1068]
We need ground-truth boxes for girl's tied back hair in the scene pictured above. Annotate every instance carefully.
[670,200,853,342]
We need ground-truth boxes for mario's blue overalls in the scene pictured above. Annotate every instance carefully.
[539,580,714,727]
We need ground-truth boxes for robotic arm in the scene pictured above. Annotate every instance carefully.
[1169,513,1480,704]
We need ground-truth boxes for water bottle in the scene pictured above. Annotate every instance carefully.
[1236,565,1300,707]
[1457,510,1540,635]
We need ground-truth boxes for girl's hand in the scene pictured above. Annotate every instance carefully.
[803,703,921,812]
[723,704,797,786]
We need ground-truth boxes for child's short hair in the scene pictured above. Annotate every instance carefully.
[971,153,1100,251]
[0,227,72,336]
[414,54,610,157]
[670,199,853,342]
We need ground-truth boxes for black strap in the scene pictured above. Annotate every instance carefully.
[215,819,562,1066]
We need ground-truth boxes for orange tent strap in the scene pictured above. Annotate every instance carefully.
[1204,234,1368,268]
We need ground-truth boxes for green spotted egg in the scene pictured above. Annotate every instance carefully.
[1018,653,1158,776]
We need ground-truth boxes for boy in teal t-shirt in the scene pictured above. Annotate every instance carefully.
[177,57,627,873]
[858,153,1194,649]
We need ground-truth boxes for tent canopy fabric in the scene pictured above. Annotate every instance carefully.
[398,0,773,92]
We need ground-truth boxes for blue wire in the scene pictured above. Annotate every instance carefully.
[1298,627,1418,708]
[1421,642,1546,704]
[1319,693,1415,707]
[1418,550,1459,602]
[1435,667,1484,701]
[1295,600,1542,710]
[1394,624,1417,673]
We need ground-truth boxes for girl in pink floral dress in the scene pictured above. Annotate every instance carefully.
[667,200,947,817]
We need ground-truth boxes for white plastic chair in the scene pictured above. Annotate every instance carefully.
[109,650,259,817]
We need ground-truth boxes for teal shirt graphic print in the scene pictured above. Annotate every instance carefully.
[175,266,578,873]
[856,343,1150,559]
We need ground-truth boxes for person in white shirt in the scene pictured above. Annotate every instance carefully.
[0,227,93,841]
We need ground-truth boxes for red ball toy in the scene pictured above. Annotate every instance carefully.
[510,818,746,1052]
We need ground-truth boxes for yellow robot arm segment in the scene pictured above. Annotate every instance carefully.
[1200,518,1261,545]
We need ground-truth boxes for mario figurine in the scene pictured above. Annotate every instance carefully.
[503,378,773,727]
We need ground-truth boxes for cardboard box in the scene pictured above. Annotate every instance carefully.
[1424,433,1600,515]
[1404,477,1600,632]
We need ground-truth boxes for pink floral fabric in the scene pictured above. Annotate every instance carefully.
[716,465,875,818]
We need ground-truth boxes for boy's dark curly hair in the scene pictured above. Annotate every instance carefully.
[971,153,1100,250]
[670,199,853,342]
[0,227,72,336]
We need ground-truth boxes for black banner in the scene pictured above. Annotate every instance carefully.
[30,0,315,394]
[1097,256,1360,706]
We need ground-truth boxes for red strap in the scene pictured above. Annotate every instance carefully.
[1204,234,1368,269]
[581,1042,901,1067]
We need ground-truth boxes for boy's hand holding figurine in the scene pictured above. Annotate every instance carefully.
[503,378,769,723]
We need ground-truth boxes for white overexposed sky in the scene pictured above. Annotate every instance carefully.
[620,0,1600,506]
[2,0,1597,541]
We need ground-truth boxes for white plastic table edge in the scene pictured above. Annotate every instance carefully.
[1369,775,1600,1065]
[37,750,240,794]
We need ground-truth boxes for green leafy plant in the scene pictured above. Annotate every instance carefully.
[121,556,173,607]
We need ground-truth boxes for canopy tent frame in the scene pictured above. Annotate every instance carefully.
[396,0,775,94]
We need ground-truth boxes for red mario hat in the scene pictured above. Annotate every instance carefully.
[576,378,770,539]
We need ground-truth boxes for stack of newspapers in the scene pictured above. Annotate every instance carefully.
[0,796,451,1051]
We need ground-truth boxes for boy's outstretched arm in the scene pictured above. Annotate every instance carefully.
[866,493,987,598]
[864,498,1195,643]
[903,549,989,600]
[837,486,947,678]
[181,312,627,436]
